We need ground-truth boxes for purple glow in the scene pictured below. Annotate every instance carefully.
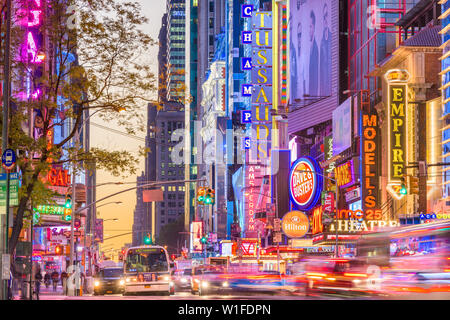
[28,10,42,27]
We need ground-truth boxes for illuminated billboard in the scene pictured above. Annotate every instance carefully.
[289,157,323,211]
[385,69,410,200]
[289,0,333,101]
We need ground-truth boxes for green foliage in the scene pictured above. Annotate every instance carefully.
[2,0,158,254]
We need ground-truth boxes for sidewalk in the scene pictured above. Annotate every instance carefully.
[11,284,91,300]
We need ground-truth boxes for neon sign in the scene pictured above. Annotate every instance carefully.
[361,113,379,209]
[281,211,310,238]
[335,160,355,188]
[47,168,71,187]
[329,219,399,232]
[385,69,409,200]
[289,157,323,211]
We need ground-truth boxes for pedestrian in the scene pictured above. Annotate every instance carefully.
[44,272,51,288]
[51,270,59,292]
[34,268,43,300]
[60,270,68,295]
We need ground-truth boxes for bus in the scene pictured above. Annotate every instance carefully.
[356,220,450,273]
[123,246,174,295]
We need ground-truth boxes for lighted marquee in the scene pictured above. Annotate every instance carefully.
[385,69,410,200]
[289,157,323,211]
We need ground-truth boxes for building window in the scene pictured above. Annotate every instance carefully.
[161,170,165,176]
[161,210,165,216]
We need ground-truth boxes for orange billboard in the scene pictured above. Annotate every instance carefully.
[281,211,309,238]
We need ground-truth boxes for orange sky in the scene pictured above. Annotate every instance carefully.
[92,1,165,258]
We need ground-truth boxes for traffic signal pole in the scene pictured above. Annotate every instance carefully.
[1,0,12,301]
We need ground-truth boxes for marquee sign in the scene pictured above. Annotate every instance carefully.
[281,211,309,238]
[361,112,380,210]
[385,69,409,200]
[289,157,323,211]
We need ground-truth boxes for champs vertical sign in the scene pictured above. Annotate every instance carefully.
[385,70,410,200]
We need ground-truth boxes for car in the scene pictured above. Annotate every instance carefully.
[173,268,192,291]
[93,267,125,295]
[191,265,231,296]
[303,258,374,296]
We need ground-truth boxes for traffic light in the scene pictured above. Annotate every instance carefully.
[63,194,72,222]
[410,176,419,195]
[204,188,215,205]
[400,176,407,195]
[63,208,72,222]
[144,233,152,245]
[200,236,208,244]
[64,194,72,209]
[197,187,205,204]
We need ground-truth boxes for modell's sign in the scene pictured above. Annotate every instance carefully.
[281,211,309,238]
[289,157,323,211]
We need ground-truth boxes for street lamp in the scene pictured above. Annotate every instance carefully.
[292,170,340,258]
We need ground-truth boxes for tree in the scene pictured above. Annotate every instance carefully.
[1,0,157,256]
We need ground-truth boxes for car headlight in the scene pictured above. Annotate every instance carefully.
[194,279,200,283]
[201,281,209,288]
[163,276,170,281]
[180,278,187,283]
[119,280,125,286]
[222,281,229,287]
[94,281,100,287]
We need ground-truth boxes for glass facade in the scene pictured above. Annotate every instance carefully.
[441,1,450,205]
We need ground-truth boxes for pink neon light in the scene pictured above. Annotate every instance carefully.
[34,0,41,7]
[28,10,42,27]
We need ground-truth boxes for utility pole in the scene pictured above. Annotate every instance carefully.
[1,0,12,301]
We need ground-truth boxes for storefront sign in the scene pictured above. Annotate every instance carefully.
[345,187,360,203]
[385,69,409,200]
[34,204,71,216]
[323,191,335,213]
[335,160,355,188]
[336,209,382,220]
[329,219,399,232]
[311,206,323,235]
[191,221,203,253]
[361,112,380,210]
[47,168,71,187]
[281,211,309,238]
[289,157,323,211]
[249,11,273,161]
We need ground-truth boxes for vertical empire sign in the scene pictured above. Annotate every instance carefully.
[385,70,409,200]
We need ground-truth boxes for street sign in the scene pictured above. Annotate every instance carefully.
[273,218,281,232]
[2,149,16,171]
[2,254,10,280]
[273,232,282,243]
[0,173,19,213]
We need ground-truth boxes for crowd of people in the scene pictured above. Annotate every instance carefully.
[9,264,86,300]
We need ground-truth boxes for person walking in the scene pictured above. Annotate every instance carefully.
[44,272,51,288]
[34,268,43,300]
[60,270,68,295]
[51,270,59,292]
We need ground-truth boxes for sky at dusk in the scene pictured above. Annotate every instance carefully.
[92,1,166,257]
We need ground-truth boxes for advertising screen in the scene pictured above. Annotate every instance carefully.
[289,0,333,101]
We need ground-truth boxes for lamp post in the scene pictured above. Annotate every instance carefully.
[292,170,340,258]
